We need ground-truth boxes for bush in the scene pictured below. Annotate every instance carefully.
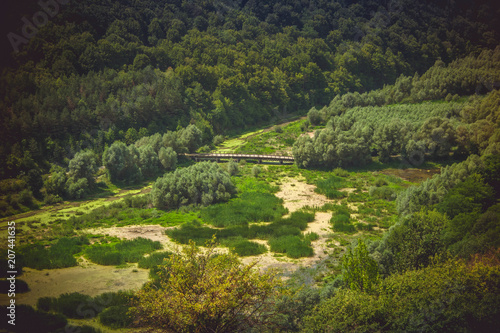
[18,189,35,207]
[151,162,235,210]
[315,176,347,199]
[305,232,320,241]
[200,192,287,227]
[304,255,500,332]
[213,135,225,146]
[85,238,162,265]
[158,146,177,171]
[0,279,29,294]
[131,240,282,332]
[252,165,261,177]
[369,186,396,200]
[138,251,172,268]
[56,292,94,318]
[0,304,67,333]
[99,305,133,328]
[86,246,123,265]
[268,236,314,258]
[226,159,239,176]
[37,297,57,312]
[17,236,88,270]
[331,213,356,234]
[333,168,350,177]
[166,220,217,245]
[228,239,267,256]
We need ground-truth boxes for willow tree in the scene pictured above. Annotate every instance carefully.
[130,239,282,332]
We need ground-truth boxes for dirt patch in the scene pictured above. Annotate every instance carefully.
[241,211,334,273]
[239,179,336,273]
[83,225,177,251]
[275,177,335,212]
[0,263,149,306]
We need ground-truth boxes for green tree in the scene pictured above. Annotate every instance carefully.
[226,159,239,176]
[151,162,235,210]
[158,146,177,171]
[137,145,159,178]
[102,142,141,183]
[68,149,98,186]
[342,239,380,293]
[130,239,282,332]
[44,167,67,198]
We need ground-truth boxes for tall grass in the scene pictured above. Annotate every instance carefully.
[85,237,162,265]
[268,236,314,258]
[137,251,172,269]
[315,176,348,199]
[17,236,89,270]
[168,211,317,257]
[225,238,267,256]
[200,191,287,227]
[329,204,356,234]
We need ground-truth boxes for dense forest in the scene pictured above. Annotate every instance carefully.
[1,0,500,332]
[1,0,499,177]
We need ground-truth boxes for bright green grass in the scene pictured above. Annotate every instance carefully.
[166,211,317,258]
[268,235,314,258]
[224,238,268,256]
[200,191,287,227]
[233,176,280,193]
[137,251,172,269]
[14,236,89,270]
[85,237,162,265]
[235,119,305,155]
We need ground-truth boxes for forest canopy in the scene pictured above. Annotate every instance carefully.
[1,0,499,180]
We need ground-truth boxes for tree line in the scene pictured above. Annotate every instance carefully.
[293,48,500,168]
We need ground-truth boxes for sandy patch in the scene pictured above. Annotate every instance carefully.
[83,225,177,251]
[240,180,337,273]
[0,263,149,306]
[275,177,335,212]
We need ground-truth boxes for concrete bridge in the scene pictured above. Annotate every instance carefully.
[184,153,295,164]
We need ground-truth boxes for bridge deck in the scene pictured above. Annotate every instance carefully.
[184,153,294,162]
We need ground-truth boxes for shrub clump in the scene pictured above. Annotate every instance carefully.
[99,305,133,328]
[369,186,397,200]
[0,279,29,294]
[200,192,287,227]
[138,251,172,269]
[315,176,347,199]
[0,304,67,333]
[85,237,162,265]
[151,162,236,210]
[228,239,267,256]
[17,236,89,270]
[55,292,93,318]
[331,206,356,234]
[269,236,314,258]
